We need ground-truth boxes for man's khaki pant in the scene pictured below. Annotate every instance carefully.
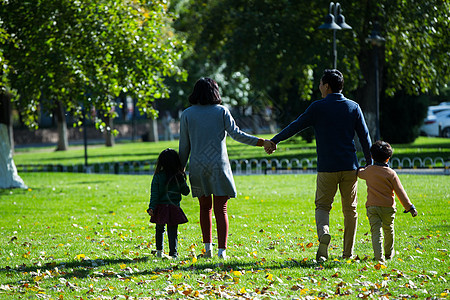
[315,171,358,258]
[366,206,396,260]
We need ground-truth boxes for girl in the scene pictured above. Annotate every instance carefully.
[147,148,190,258]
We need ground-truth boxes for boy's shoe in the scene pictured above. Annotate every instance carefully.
[342,254,356,260]
[316,233,331,261]
[156,250,163,258]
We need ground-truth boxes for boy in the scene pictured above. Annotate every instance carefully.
[357,140,418,262]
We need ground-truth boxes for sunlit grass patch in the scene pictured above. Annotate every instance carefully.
[0,173,448,298]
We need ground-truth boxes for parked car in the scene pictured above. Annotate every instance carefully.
[420,103,450,137]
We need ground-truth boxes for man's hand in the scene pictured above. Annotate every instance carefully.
[264,140,277,154]
[147,208,154,216]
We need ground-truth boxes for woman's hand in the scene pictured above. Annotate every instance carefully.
[264,140,277,154]
[147,208,154,216]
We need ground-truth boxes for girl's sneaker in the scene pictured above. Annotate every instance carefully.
[156,250,163,258]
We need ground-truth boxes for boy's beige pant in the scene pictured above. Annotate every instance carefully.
[315,171,358,258]
[366,206,396,260]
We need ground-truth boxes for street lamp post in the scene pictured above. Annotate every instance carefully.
[318,2,352,69]
[366,22,385,141]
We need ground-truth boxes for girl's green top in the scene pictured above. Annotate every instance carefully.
[148,171,190,210]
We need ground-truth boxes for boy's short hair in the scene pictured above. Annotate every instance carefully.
[321,69,344,93]
[370,140,393,163]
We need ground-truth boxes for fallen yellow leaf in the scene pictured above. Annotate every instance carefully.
[75,254,85,260]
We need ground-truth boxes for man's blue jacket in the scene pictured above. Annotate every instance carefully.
[271,93,372,172]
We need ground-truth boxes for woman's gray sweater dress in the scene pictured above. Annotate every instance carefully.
[179,104,259,198]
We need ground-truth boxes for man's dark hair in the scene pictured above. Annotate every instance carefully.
[188,77,222,105]
[321,69,344,93]
[370,140,393,163]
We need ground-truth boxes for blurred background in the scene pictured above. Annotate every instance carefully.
[1,0,449,153]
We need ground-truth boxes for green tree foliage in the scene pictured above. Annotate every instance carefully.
[0,0,186,129]
[174,0,450,143]
[0,25,10,94]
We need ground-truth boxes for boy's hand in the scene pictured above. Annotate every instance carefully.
[147,208,154,216]
[404,205,417,217]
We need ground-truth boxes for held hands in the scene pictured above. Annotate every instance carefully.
[146,208,154,216]
[264,140,277,155]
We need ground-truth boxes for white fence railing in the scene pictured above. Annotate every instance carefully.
[17,156,448,175]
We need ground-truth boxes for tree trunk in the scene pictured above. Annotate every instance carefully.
[148,118,159,142]
[356,45,385,143]
[0,92,14,153]
[0,123,27,189]
[54,100,69,151]
[105,115,115,147]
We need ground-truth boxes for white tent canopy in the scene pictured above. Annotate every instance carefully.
[0,123,27,189]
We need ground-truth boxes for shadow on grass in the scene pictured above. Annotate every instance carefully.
[0,254,338,283]
[0,187,38,196]
[1,257,149,280]
[175,258,327,272]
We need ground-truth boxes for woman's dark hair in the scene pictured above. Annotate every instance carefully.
[370,140,393,163]
[188,77,222,105]
[155,148,186,185]
[321,69,344,93]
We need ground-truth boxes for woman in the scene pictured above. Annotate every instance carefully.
[179,78,272,259]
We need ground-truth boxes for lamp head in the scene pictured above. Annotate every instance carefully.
[336,14,352,29]
[318,13,342,30]
[366,22,386,47]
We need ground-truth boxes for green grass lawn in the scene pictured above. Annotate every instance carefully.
[1,172,448,299]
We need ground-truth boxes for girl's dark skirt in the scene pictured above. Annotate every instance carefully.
[150,204,188,226]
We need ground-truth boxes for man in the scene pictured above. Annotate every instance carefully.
[266,69,372,260]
